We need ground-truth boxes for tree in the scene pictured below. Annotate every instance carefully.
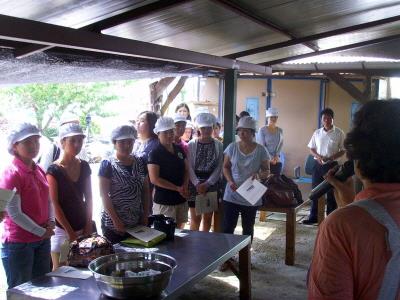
[149,76,188,115]
[3,82,117,137]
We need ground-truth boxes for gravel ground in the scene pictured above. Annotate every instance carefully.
[177,214,318,300]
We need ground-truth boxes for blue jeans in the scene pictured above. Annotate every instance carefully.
[222,200,259,241]
[1,239,51,288]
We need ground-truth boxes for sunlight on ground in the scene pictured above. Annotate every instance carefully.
[253,225,276,241]
[209,274,239,291]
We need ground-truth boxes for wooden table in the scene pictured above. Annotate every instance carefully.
[8,230,252,300]
[258,200,310,266]
[259,196,326,266]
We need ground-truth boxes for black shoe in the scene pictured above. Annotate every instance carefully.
[302,218,317,225]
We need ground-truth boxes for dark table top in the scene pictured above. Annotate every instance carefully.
[8,230,251,300]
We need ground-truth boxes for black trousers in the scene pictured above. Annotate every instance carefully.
[309,161,338,220]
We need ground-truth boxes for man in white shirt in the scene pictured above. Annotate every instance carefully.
[303,108,345,224]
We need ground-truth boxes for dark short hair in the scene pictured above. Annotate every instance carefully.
[239,111,250,118]
[320,108,334,119]
[345,99,400,183]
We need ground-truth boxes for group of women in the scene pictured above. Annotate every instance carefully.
[0,102,284,288]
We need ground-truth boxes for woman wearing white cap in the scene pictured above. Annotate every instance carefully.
[182,120,194,143]
[173,114,189,154]
[257,107,283,174]
[0,123,55,288]
[222,116,270,247]
[148,117,189,228]
[46,123,93,269]
[187,113,223,232]
[99,125,150,244]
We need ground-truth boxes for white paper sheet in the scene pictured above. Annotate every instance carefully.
[46,266,92,279]
[15,282,78,299]
[236,177,267,205]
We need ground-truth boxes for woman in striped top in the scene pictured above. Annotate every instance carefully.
[99,125,150,244]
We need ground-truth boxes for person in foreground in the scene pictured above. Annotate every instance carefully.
[308,100,400,300]
[0,123,55,288]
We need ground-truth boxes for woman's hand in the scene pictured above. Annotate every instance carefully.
[67,230,78,242]
[177,185,189,198]
[325,168,355,207]
[229,181,238,192]
[113,219,126,235]
[42,227,55,239]
[196,183,208,195]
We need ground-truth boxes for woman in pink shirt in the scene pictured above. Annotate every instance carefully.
[0,123,55,288]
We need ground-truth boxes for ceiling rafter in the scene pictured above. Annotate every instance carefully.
[14,0,193,59]
[261,33,400,66]
[210,0,319,51]
[0,14,271,74]
[225,15,400,59]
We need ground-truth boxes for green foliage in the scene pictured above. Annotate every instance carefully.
[3,82,117,138]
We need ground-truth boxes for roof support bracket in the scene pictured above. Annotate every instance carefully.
[325,73,370,103]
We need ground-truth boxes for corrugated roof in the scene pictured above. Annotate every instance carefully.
[0,0,399,82]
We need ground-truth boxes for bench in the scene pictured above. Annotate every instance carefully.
[259,196,325,266]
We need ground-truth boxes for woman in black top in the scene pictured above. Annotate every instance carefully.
[47,123,93,270]
[148,117,189,229]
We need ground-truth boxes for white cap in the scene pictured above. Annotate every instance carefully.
[195,112,216,128]
[111,125,137,142]
[266,107,279,117]
[7,123,41,155]
[59,123,86,140]
[185,120,194,129]
[173,114,187,124]
[237,116,256,131]
[59,112,80,126]
[154,117,175,134]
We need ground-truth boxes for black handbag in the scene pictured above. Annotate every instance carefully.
[262,175,303,207]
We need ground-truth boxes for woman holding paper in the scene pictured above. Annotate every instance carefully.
[222,116,270,241]
[188,113,223,232]
[0,123,55,288]
[99,125,150,244]
[46,123,93,270]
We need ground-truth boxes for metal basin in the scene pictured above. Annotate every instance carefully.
[88,252,177,299]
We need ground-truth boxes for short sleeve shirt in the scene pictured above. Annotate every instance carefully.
[47,160,91,231]
[98,156,146,229]
[0,158,49,243]
[148,144,186,205]
[132,137,159,166]
[223,142,270,206]
[308,126,345,158]
[308,183,400,300]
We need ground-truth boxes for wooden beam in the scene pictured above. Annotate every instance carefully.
[15,0,193,58]
[223,69,237,148]
[211,0,318,52]
[261,33,400,66]
[0,14,271,74]
[225,15,400,59]
[325,73,369,103]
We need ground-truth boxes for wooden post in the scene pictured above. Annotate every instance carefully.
[285,209,296,265]
[239,243,252,300]
[259,211,267,222]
